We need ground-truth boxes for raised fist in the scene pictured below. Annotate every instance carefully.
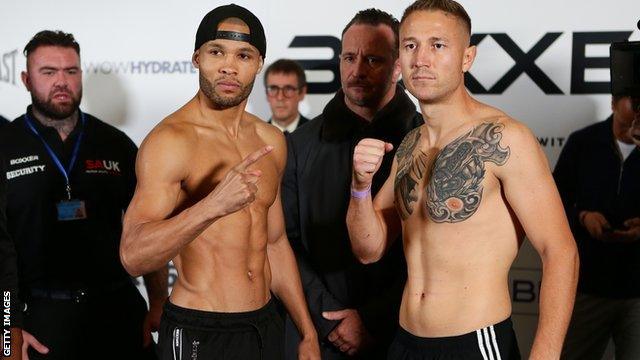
[352,138,393,191]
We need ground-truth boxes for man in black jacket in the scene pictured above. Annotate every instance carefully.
[556,95,640,359]
[282,8,422,359]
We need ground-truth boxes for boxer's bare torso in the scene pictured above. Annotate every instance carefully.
[124,96,286,312]
[167,101,284,311]
[348,97,576,349]
[393,108,522,336]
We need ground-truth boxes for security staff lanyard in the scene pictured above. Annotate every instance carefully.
[24,111,85,200]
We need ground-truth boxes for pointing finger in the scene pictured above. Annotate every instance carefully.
[236,145,274,170]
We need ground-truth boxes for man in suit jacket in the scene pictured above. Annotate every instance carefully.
[281,9,423,359]
[264,59,309,133]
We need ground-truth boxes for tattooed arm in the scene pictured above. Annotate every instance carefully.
[347,137,406,264]
[496,121,579,359]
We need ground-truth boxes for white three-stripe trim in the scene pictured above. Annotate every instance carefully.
[476,326,501,360]
[173,328,183,360]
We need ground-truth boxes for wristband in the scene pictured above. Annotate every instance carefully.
[350,184,371,199]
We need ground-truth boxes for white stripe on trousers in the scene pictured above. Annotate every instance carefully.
[477,325,502,360]
[476,330,489,360]
[173,328,183,360]
[490,325,502,360]
[173,328,178,360]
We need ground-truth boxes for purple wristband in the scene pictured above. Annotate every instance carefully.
[350,184,371,199]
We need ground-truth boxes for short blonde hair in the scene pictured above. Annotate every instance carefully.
[401,0,471,36]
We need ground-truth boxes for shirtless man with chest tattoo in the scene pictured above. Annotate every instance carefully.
[347,1,579,359]
[119,4,319,360]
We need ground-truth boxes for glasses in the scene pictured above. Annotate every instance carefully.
[266,85,300,98]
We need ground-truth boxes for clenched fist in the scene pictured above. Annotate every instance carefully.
[206,145,273,217]
[352,138,393,191]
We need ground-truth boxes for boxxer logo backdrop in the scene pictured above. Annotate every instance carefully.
[288,31,635,95]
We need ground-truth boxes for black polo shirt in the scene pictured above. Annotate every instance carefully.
[0,107,137,294]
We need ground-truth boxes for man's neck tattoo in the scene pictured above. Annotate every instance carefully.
[32,109,78,141]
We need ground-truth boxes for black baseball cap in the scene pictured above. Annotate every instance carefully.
[194,4,266,59]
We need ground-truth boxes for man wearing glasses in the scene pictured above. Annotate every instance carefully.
[264,59,309,134]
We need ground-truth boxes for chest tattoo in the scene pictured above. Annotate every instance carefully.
[427,122,510,223]
[394,128,427,220]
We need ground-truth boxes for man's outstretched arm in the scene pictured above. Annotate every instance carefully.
[120,125,272,276]
[346,138,401,264]
[498,121,579,359]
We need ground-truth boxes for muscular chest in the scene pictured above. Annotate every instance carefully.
[181,139,279,209]
[394,123,510,223]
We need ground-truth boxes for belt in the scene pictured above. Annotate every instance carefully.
[28,278,133,304]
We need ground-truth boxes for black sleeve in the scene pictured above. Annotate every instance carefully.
[553,132,583,227]
[281,136,344,340]
[0,156,22,328]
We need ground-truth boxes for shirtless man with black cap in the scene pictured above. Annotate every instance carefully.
[119,4,320,360]
[347,0,579,359]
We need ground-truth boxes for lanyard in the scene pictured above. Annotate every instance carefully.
[24,111,85,200]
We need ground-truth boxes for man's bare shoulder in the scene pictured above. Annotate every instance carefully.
[142,104,200,152]
[470,103,537,148]
[142,123,194,156]
[136,108,200,182]
[250,114,287,169]
[491,115,538,151]
[475,111,545,180]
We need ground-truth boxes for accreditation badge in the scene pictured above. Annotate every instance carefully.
[56,200,87,221]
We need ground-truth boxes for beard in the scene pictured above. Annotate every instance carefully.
[200,73,254,109]
[31,87,82,120]
[343,73,394,108]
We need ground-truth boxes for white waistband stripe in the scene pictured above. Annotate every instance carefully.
[490,325,502,360]
[477,329,489,360]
